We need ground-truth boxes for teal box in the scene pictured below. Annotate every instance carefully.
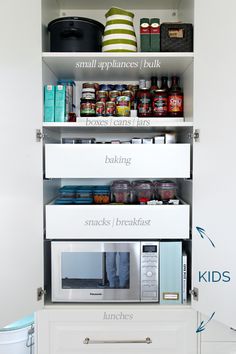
[44,85,55,122]
[55,85,66,122]
[160,241,182,304]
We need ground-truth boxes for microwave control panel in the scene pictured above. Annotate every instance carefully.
[141,241,159,302]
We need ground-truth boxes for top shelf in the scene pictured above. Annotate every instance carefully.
[42,52,194,81]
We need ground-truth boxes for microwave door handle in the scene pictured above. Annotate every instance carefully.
[83,337,152,345]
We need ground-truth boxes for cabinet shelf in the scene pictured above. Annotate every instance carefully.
[42,52,194,80]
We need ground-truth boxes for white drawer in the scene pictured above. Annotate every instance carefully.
[201,315,236,342]
[201,342,236,354]
[45,204,190,239]
[36,307,197,354]
[45,144,191,178]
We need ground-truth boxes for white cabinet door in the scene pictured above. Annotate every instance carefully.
[0,0,43,327]
[201,343,236,354]
[192,0,236,328]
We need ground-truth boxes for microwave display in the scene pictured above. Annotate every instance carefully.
[143,245,157,253]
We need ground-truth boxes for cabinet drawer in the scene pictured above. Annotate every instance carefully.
[36,308,197,354]
[45,144,191,178]
[201,342,236,354]
[45,204,189,239]
[201,316,236,342]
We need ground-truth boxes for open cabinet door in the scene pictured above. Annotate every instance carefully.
[192,0,236,328]
[0,0,43,327]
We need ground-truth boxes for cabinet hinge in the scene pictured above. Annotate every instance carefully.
[37,287,46,301]
[36,129,44,142]
[189,287,199,301]
[188,129,200,142]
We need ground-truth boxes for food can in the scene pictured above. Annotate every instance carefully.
[97,90,109,102]
[106,101,116,116]
[116,96,130,117]
[96,101,105,116]
[99,84,114,91]
[109,90,121,102]
[114,84,128,91]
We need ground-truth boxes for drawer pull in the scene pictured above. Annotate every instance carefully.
[83,337,152,345]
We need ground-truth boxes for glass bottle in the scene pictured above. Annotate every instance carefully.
[150,76,158,96]
[168,76,184,117]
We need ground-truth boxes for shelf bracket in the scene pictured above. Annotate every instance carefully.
[37,287,46,301]
[189,287,199,301]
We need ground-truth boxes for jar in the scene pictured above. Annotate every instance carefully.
[114,84,128,91]
[111,180,131,204]
[99,84,114,91]
[106,101,116,116]
[82,83,96,89]
[96,101,105,116]
[156,180,177,201]
[137,88,152,117]
[97,90,109,102]
[82,88,96,100]
[116,96,130,117]
[109,90,121,102]
[68,112,76,122]
[80,98,96,117]
[152,89,168,117]
[132,180,154,203]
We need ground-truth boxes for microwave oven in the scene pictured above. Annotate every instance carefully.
[51,241,159,302]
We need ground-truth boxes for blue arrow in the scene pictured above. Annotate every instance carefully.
[196,226,216,248]
[196,312,215,333]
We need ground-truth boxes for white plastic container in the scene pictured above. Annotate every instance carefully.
[0,315,34,354]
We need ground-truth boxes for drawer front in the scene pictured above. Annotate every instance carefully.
[45,144,191,178]
[201,316,236,342]
[201,342,236,354]
[45,204,190,239]
[37,308,197,354]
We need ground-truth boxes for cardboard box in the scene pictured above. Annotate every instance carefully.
[44,85,55,122]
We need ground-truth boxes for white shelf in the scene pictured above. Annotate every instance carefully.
[46,204,190,239]
[42,52,194,80]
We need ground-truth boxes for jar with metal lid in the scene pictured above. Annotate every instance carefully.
[111,180,132,204]
[109,90,121,102]
[82,88,96,100]
[152,89,168,117]
[82,82,96,89]
[97,90,109,102]
[155,180,177,201]
[80,98,96,117]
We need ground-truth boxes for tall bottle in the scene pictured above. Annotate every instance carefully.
[137,80,152,117]
[168,76,183,117]
[150,76,158,96]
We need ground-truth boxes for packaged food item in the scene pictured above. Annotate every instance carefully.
[93,187,110,204]
[133,180,154,203]
[140,18,150,52]
[44,85,55,122]
[154,135,165,144]
[76,187,93,199]
[68,112,76,122]
[168,76,184,117]
[62,138,80,144]
[80,98,96,117]
[150,76,158,96]
[150,18,160,52]
[106,101,116,116]
[152,89,168,117]
[96,101,105,116]
[142,138,153,144]
[58,79,75,121]
[83,83,96,89]
[111,180,131,204]
[109,90,121,102]
[82,88,96,100]
[116,96,130,117]
[55,85,66,122]
[165,132,177,144]
[137,87,152,117]
[77,138,96,144]
[155,180,177,201]
[97,90,109,102]
[131,138,142,144]
[114,84,128,91]
[99,84,114,91]
[59,186,77,198]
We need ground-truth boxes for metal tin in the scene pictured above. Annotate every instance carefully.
[116,96,130,117]
[97,90,109,102]
[96,101,105,116]
[109,90,121,102]
[114,84,128,91]
[106,101,116,116]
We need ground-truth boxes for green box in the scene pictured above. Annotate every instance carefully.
[55,85,66,122]
[44,85,55,122]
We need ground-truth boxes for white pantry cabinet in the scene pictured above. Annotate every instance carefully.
[1,0,236,354]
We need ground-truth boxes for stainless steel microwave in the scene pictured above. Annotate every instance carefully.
[51,241,159,302]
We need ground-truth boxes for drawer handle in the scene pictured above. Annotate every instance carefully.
[83,337,152,345]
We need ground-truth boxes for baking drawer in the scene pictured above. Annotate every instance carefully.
[45,204,190,239]
[201,342,236,354]
[45,144,191,178]
[36,308,197,354]
[201,315,236,342]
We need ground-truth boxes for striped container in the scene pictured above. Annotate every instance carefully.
[102,7,137,52]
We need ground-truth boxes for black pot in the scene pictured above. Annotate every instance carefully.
[48,17,105,52]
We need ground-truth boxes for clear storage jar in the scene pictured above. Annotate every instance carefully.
[111,180,131,204]
[155,180,177,201]
[132,180,154,203]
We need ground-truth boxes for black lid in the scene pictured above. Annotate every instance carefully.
[48,17,105,32]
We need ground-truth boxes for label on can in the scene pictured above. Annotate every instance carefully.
[106,101,116,116]
[96,101,105,116]
[116,96,130,117]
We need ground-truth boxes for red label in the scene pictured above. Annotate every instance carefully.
[150,26,160,34]
[140,26,150,35]
[168,94,183,113]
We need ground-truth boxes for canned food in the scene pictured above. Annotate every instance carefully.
[82,83,96,89]
[114,84,128,91]
[96,101,105,116]
[99,84,114,91]
[97,90,109,102]
[122,90,133,98]
[116,96,130,117]
[80,98,96,117]
[106,101,116,116]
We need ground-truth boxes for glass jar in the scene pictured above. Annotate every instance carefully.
[133,180,154,203]
[111,180,131,204]
[80,98,96,117]
[137,88,152,117]
[152,89,168,117]
[155,180,177,201]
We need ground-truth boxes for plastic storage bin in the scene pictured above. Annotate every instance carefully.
[0,314,34,354]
